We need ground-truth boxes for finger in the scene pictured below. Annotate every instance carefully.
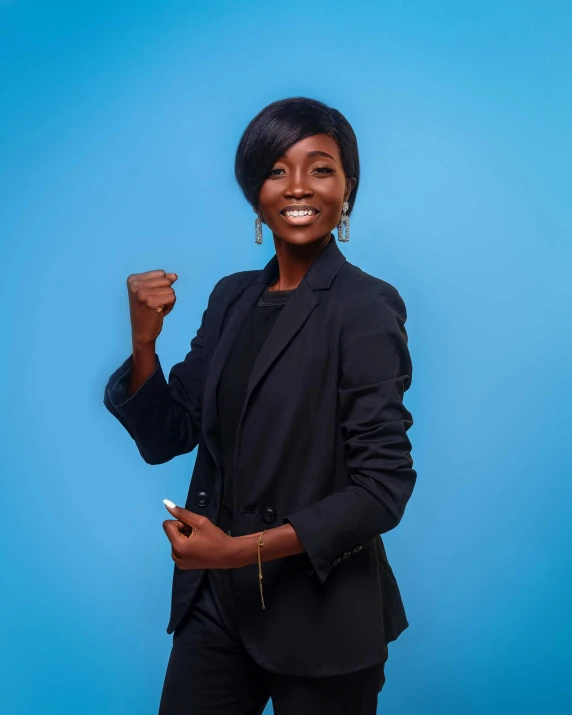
[163,519,188,545]
[147,292,176,311]
[135,273,177,288]
[144,288,177,310]
[179,523,193,537]
[163,501,205,528]
[127,270,166,284]
[172,518,193,537]
[171,547,190,568]
[135,287,175,301]
[129,277,176,290]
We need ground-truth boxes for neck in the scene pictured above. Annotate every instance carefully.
[268,233,332,291]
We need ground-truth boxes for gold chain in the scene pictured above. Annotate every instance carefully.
[257,529,267,609]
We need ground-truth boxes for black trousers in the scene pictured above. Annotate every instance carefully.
[158,516,385,715]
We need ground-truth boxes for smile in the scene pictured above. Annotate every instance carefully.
[280,206,320,225]
[283,209,317,217]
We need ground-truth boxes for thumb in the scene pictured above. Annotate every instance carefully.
[166,272,178,283]
[163,499,200,527]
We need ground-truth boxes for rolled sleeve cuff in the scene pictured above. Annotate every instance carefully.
[104,353,169,418]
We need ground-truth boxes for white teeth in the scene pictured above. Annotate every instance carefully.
[284,209,316,217]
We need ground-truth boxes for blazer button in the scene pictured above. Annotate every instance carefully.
[352,545,363,554]
[342,551,351,559]
[195,491,210,508]
[262,507,277,524]
[332,557,342,567]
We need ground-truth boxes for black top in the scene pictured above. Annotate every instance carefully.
[216,285,295,520]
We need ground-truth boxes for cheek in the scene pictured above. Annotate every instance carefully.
[317,188,345,216]
[258,182,279,208]
[317,175,347,203]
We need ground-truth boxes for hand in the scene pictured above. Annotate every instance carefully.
[127,270,178,346]
[162,502,242,570]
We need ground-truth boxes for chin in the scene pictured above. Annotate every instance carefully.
[267,226,334,245]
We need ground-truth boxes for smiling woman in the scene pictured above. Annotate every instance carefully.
[103,96,416,715]
[235,99,359,270]
[260,135,355,240]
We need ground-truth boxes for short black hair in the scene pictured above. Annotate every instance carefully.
[235,97,360,214]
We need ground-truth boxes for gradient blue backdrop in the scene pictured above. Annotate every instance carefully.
[1,1,570,713]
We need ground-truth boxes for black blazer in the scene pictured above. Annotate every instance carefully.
[103,233,417,677]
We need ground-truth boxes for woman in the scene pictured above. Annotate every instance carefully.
[104,97,417,715]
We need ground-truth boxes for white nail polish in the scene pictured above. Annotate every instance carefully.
[163,499,176,508]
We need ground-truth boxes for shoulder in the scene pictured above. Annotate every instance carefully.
[207,269,259,303]
[335,260,408,325]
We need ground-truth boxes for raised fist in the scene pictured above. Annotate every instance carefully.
[127,270,178,346]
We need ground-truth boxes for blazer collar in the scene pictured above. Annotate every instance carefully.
[250,232,346,290]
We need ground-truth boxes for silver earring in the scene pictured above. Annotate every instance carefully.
[254,209,263,245]
[337,201,350,242]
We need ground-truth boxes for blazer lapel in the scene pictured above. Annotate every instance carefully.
[201,278,275,477]
[201,233,347,478]
[242,278,316,412]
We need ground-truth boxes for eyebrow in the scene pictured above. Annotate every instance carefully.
[307,150,336,161]
[277,150,337,162]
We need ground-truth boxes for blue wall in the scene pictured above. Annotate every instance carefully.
[1,1,570,713]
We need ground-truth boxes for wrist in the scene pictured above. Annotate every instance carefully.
[229,534,259,568]
[132,337,156,352]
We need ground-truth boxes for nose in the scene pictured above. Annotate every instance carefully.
[283,168,313,199]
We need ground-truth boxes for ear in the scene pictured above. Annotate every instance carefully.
[344,177,357,203]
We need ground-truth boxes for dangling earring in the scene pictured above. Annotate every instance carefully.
[254,208,263,245]
[337,201,350,242]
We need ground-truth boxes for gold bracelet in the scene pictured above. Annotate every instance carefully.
[257,529,267,609]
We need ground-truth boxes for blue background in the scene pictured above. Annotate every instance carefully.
[1,1,570,713]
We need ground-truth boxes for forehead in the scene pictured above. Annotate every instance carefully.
[279,133,341,161]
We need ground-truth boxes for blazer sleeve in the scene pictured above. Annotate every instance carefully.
[283,286,416,585]
[103,276,226,465]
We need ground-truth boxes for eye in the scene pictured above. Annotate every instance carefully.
[267,164,334,178]
[312,165,335,175]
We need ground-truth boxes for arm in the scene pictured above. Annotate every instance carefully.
[230,523,306,566]
[103,276,226,465]
[282,286,417,585]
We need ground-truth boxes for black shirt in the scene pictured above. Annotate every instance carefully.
[215,285,294,520]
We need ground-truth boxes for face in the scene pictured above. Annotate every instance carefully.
[257,133,356,246]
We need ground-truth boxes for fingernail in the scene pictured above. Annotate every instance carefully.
[163,499,176,508]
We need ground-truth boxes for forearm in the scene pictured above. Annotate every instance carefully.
[231,523,305,568]
[128,340,157,397]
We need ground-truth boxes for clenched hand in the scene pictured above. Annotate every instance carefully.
[127,270,178,346]
[162,502,250,570]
